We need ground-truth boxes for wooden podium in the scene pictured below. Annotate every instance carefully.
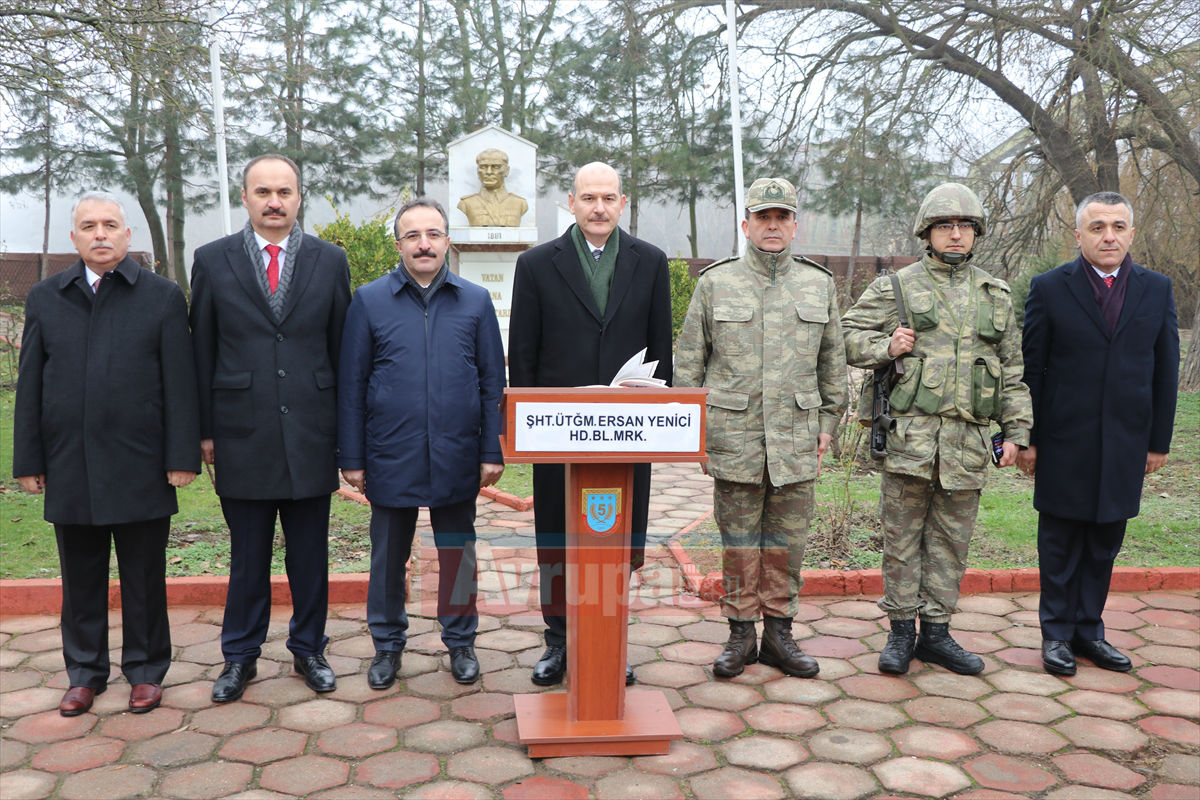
[500,387,708,757]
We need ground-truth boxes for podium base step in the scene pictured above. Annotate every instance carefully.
[513,689,683,757]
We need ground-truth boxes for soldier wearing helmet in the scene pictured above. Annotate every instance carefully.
[841,182,1032,676]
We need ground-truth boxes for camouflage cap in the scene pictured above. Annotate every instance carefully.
[746,178,798,213]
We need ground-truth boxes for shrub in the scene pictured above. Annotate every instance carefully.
[314,204,396,290]
[669,259,698,343]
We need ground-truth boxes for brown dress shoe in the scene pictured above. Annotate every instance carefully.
[129,683,163,713]
[60,685,104,717]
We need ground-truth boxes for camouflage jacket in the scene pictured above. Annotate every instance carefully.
[673,244,847,486]
[841,255,1032,490]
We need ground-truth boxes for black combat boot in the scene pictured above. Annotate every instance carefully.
[758,617,819,678]
[878,618,918,675]
[914,621,984,675]
[712,620,758,678]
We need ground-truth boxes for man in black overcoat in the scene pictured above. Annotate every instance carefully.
[14,191,200,716]
[507,162,673,686]
[1019,191,1179,676]
[190,154,351,702]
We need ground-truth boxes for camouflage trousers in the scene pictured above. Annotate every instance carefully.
[878,470,980,623]
[713,477,813,620]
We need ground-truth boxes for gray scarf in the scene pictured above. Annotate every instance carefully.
[242,221,303,320]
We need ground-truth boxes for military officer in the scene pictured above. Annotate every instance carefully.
[675,177,847,679]
[842,182,1032,676]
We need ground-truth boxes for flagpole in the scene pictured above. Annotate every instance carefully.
[209,6,231,236]
[726,0,745,255]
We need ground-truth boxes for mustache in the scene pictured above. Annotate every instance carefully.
[89,242,114,250]
[412,249,437,259]
[263,209,287,217]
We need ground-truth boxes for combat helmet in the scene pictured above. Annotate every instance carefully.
[913,182,985,266]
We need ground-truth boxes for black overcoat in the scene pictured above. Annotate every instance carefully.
[12,257,200,525]
[1022,256,1179,523]
[189,232,351,500]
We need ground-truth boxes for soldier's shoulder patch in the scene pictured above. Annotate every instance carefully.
[698,255,737,275]
[976,269,1012,293]
[792,254,831,275]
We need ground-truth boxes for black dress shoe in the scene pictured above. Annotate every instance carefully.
[450,646,480,684]
[626,663,636,686]
[212,661,257,703]
[1042,640,1076,676]
[1072,638,1132,672]
[368,651,401,690]
[531,644,567,686]
[294,653,337,693]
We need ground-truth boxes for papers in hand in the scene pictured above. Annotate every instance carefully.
[596,348,667,388]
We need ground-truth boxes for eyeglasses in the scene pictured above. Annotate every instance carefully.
[398,229,447,244]
[931,222,976,233]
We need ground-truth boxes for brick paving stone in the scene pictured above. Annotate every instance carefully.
[0,668,45,692]
[873,756,972,797]
[965,753,1058,793]
[450,691,515,721]
[354,751,440,788]
[0,649,26,669]
[240,676,314,706]
[957,596,1019,616]
[659,640,723,665]
[1054,716,1150,751]
[985,670,1069,696]
[310,787,394,799]
[1102,610,1145,630]
[993,646,1043,668]
[316,722,397,757]
[954,630,1008,654]
[404,719,487,753]
[542,756,627,777]
[502,775,588,800]
[808,728,893,764]
[0,687,64,717]
[890,725,979,760]
[482,666,552,695]
[491,718,520,744]
[260,755,350,795]
[448,746,535,783]
[784,763,879,800]
[397,652,442,678]
[911,672,991,700]
[951,612,1011,632]
[838,674,920,702]
[59,763,157,799]
[903,696,988,728]
[1137,608,1200,629]
[96,706,185,741]
[1139,715,1200,746]
[975,719,1069,754]
[276,698,357,732]
[1138,665,1200,691]
[1156,753,1200,784]
[403,781,495,800]
[1142,593,1200,611]
[628,623,683,647]
[7,708,96,743]
[684,680,763,711]
[0,738,31,769]
[1105,629,1145,651]
[1141,688,1200,718]
[741,702,825,735]
[1060,688,1145,719]
[634,610,703,626]
[218,726,308,764]
[190,701,272,734]
[826,698,909,730]
[1052,753,1146,790]
[594,768,685,800]
[1135,645,1200,669]
[127,729,218,767]
[0,616,58,635]
[1043,787,1135,799]
[634,660,708,688]
[328,635,376,659]
[679,620,733,644]
[7,629,64,653]
[1140,626,1200,648]
[31,735,124,772]
[0,768,57,800]
[1064,668,1142,693]
[689,765,787,800]
[800,635,869,659]
[475,628,542,652]
[633,741,721,776]
[1104,594,1145,612]
[812,617,881,638]
[827,600,886,620]
[721,734,807,770]
[1150,785,1200,800]
[405,669,482,699]
[811,657,857,680]
[672,707,745,741]
[729,662,784,685]
[980,692,1069,723]
[996,625,1043,648]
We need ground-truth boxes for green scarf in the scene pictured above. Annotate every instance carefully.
[570,223,619,316]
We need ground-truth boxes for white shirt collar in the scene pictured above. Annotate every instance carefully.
[1090,264,1120,279]
[84,266,105,287]
[254,230,287,255]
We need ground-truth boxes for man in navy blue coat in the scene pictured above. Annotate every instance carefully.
[1019,191,1179,677]
[338,197,505,688]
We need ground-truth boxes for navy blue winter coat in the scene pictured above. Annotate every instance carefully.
[337,267,505,508]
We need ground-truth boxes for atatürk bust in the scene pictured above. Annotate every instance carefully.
[457,148,529,227]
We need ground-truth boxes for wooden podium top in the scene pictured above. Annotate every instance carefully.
[499,387,708,464]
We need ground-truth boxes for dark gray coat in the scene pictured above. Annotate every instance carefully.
[189,231,351,500]
[12,257,201,525]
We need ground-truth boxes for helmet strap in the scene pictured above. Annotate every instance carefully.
[925,241,973,266]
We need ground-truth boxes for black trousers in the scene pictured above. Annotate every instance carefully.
[55,518,171,689]
[1037,511,1127,641]
[532,462,649,647]
[219,495,331,662]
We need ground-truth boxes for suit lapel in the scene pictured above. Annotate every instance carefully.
[550,233,602,322]
[1063,257,1110,339]
[603,230,638,325]
[1113,263,1146,339]
[277,236,316,324]
[224,237,276,323]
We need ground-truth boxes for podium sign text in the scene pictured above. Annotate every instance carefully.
[513,402,701,452]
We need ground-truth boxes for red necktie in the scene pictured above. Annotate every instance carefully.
[265,244,281,294]
[1103,275,1114,289]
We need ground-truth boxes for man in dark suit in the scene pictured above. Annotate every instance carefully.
[508,161,673,686]
[14,191,200,716]
[190,154,351,702]
[1019,191,1179,677]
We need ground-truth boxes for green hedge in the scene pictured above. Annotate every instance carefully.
[314,205,396,290]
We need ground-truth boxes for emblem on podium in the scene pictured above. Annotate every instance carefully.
[582,488,621,535]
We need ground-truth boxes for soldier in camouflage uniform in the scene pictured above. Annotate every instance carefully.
[842,183,1032,675]
[674,178,847,679]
